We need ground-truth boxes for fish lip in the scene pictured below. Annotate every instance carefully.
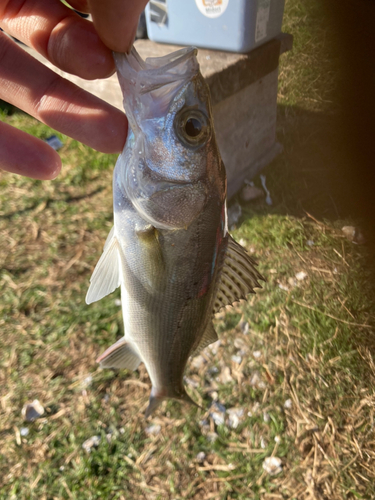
[114,46,199,95]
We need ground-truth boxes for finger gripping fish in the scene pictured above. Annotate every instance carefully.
[86,46,264,417]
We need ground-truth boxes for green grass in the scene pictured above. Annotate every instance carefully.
[1,0,375,498]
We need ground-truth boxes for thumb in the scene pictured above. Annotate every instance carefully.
[88,0,149,53]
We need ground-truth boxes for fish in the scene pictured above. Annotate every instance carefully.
[86,46,264,417]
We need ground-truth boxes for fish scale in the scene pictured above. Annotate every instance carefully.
[86,45,264,416]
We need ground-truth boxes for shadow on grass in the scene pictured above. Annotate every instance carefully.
[263,104,363,223]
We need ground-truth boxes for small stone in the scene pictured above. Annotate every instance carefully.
[284,399,293,409]
[240,185,264,202]
[217,366,233,384]
[211,401,226,414]
[342,225,366,244]
[145,424,161,436]
[82,435,101,453]
[231,355,242,364]
[22,400,44,422]
[249,371,261,387]
[208,340,221,355]
[211,412,225,426]
[191,355,206,370]
[199,419,210,430]
[208,366,219,375]
[209,391,219,401]
[227,203,242,228]
[20,427,29,437]
[295,271,307,281]
[262,456,282,476]
[253,350,262,359]
[278,283,289,291]
[239,321,249,335]
[288,277,297,288]
[207,432,219,443]
[196,451,206,463]
[227,408,244,429]
[114,298,121,306]
[184,376,199,388]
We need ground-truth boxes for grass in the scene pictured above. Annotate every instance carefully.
[1,0,375,498]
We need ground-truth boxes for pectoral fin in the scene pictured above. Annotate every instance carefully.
[213,235,265,313]
[86,226,121,304]
[96,338,141,371]
[136,224,165,288]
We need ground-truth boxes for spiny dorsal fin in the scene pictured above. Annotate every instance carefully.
[191,321,218,357]
[213,235,265,313]
[96,338,141,371]
[86,226,121,304]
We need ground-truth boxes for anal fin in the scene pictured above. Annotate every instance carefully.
[96,338,141,371]
[191,322,218,357]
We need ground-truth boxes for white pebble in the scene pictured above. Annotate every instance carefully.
[211,412,225,426]
[253,350,262,359]
[82,435,101,453]
[196,451,206,463]
[20,427,29,437]
[207,432,218,443]
[231,355,242,364]
[284,399,293,409]
[262,457,282,476]
[21,400,44,422]
[295,271,307,281]
[145,424,161,436]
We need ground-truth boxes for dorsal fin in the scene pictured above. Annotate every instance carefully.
[213,235,265,313]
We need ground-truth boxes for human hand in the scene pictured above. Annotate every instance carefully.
[0,0,148,180]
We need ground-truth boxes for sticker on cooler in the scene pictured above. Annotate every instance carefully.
[255,0,271,42]
[195,0,229,19]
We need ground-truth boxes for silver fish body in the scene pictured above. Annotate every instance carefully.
[86,47,263,416]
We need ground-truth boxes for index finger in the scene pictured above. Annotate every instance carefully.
[88,0,149,52]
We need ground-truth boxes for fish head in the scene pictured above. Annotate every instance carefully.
[114,47,226,230]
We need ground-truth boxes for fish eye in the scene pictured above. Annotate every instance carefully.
[175,109,210,147]
[185,118,202,138]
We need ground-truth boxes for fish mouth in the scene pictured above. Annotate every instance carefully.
[114,46,199,95]
[114,46,200,124]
